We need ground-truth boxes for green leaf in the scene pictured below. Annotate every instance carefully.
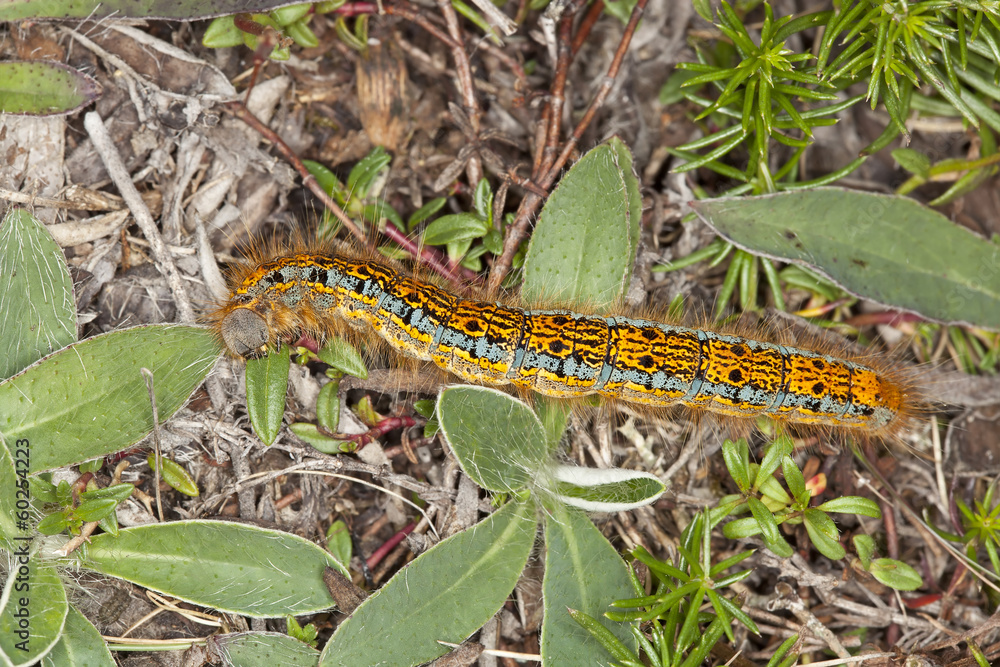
[523,137,641,308]
[0,551,67,666]
[325,520,352,565]
[803,508,845,560]
[288,423,344,453]
[75,498,117,522]
[542,504,638,663]
[723,516,763,539]
[42,604,115,667]
[202,16,244,48]
[548,465,665,512]
[0,62,101,116]
[0,441,23,548]
[566,609,638,664]
[852,534,876,568]
[722,438,751,492]
[817,496,881,518]
[535,395,572,452]
[747,496,793,557]
[210,632,319,666]
[421,212,489,246]
[320,498,537,666]
[0,208,76,380]
[245,344,290,445]
[346,146,391,198]
[272,3,310,25]
[782,456,808,505]
[437,385,548,493]
[316,380,340,432]
[302,159,343,199]
[868,558,923,591]
[0,326,218,473]
[692,188,1000,329]
[81,520,347,617]
[407,197,448,230]
[147,454,199,497]
[892,148,931,176]
[753,434,793,493]
[316,337,367,379]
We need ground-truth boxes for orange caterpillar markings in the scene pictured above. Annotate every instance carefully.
[215,253,905,434]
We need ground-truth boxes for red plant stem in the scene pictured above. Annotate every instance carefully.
[380,223,478,286]
[366,522,416,570]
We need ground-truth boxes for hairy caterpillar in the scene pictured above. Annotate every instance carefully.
[208,246,915,439]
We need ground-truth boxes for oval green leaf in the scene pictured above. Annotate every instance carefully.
[0,551,67,666]
[437,385,548,493]
[523,137,641,308]
[817,495,882,518]
[41,604,115,667]
[317,338,367,379]
[421,213,490,246]
[0,325,219,473]
[0,208,76,380]
[147,454,199,497]
[691,188,1000,330]
[541,504,637,664]
[80,520,346,618]
[868,557,924,591]
[803,508,846,560]
[211,632,319,667]
[319,498,537,666]
[245,345,290,445]
[0,62,100,116]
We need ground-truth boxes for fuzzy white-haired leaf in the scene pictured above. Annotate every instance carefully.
[437,385,548,493]
[549,465,665,512]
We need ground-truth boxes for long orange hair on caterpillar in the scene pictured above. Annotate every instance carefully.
[205,233,923,443]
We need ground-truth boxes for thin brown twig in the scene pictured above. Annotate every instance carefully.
[384,1,462,50]
[223,100,369,248]
[435,0,483,186]
[543,0,649,187]
[571,0,605,56]
[487,0,649,291]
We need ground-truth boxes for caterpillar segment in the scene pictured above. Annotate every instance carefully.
[216,253,905,434]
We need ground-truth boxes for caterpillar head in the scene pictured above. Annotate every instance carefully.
[220,307,270,359]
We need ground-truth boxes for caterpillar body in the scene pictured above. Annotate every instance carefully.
[211,251,910,437]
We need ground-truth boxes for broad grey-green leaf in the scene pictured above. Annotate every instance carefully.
[0,208,76,380]
[0,439,22,549]
[245,345,290,446]
[0,551,67,666]
[41,604,114,667]
[0,63,100,116]
[317,338,367,379]
[80,520,346,618]
[0,0,306,21]
[868,557,924,591]
[211,632,319,667]
[549,465,665,512]
[691,188,1000,330]
[320,498,537,667]
[0,325,219,473]
[437,385,548,493]
[523,137,641,308]
[541,504,637,666]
